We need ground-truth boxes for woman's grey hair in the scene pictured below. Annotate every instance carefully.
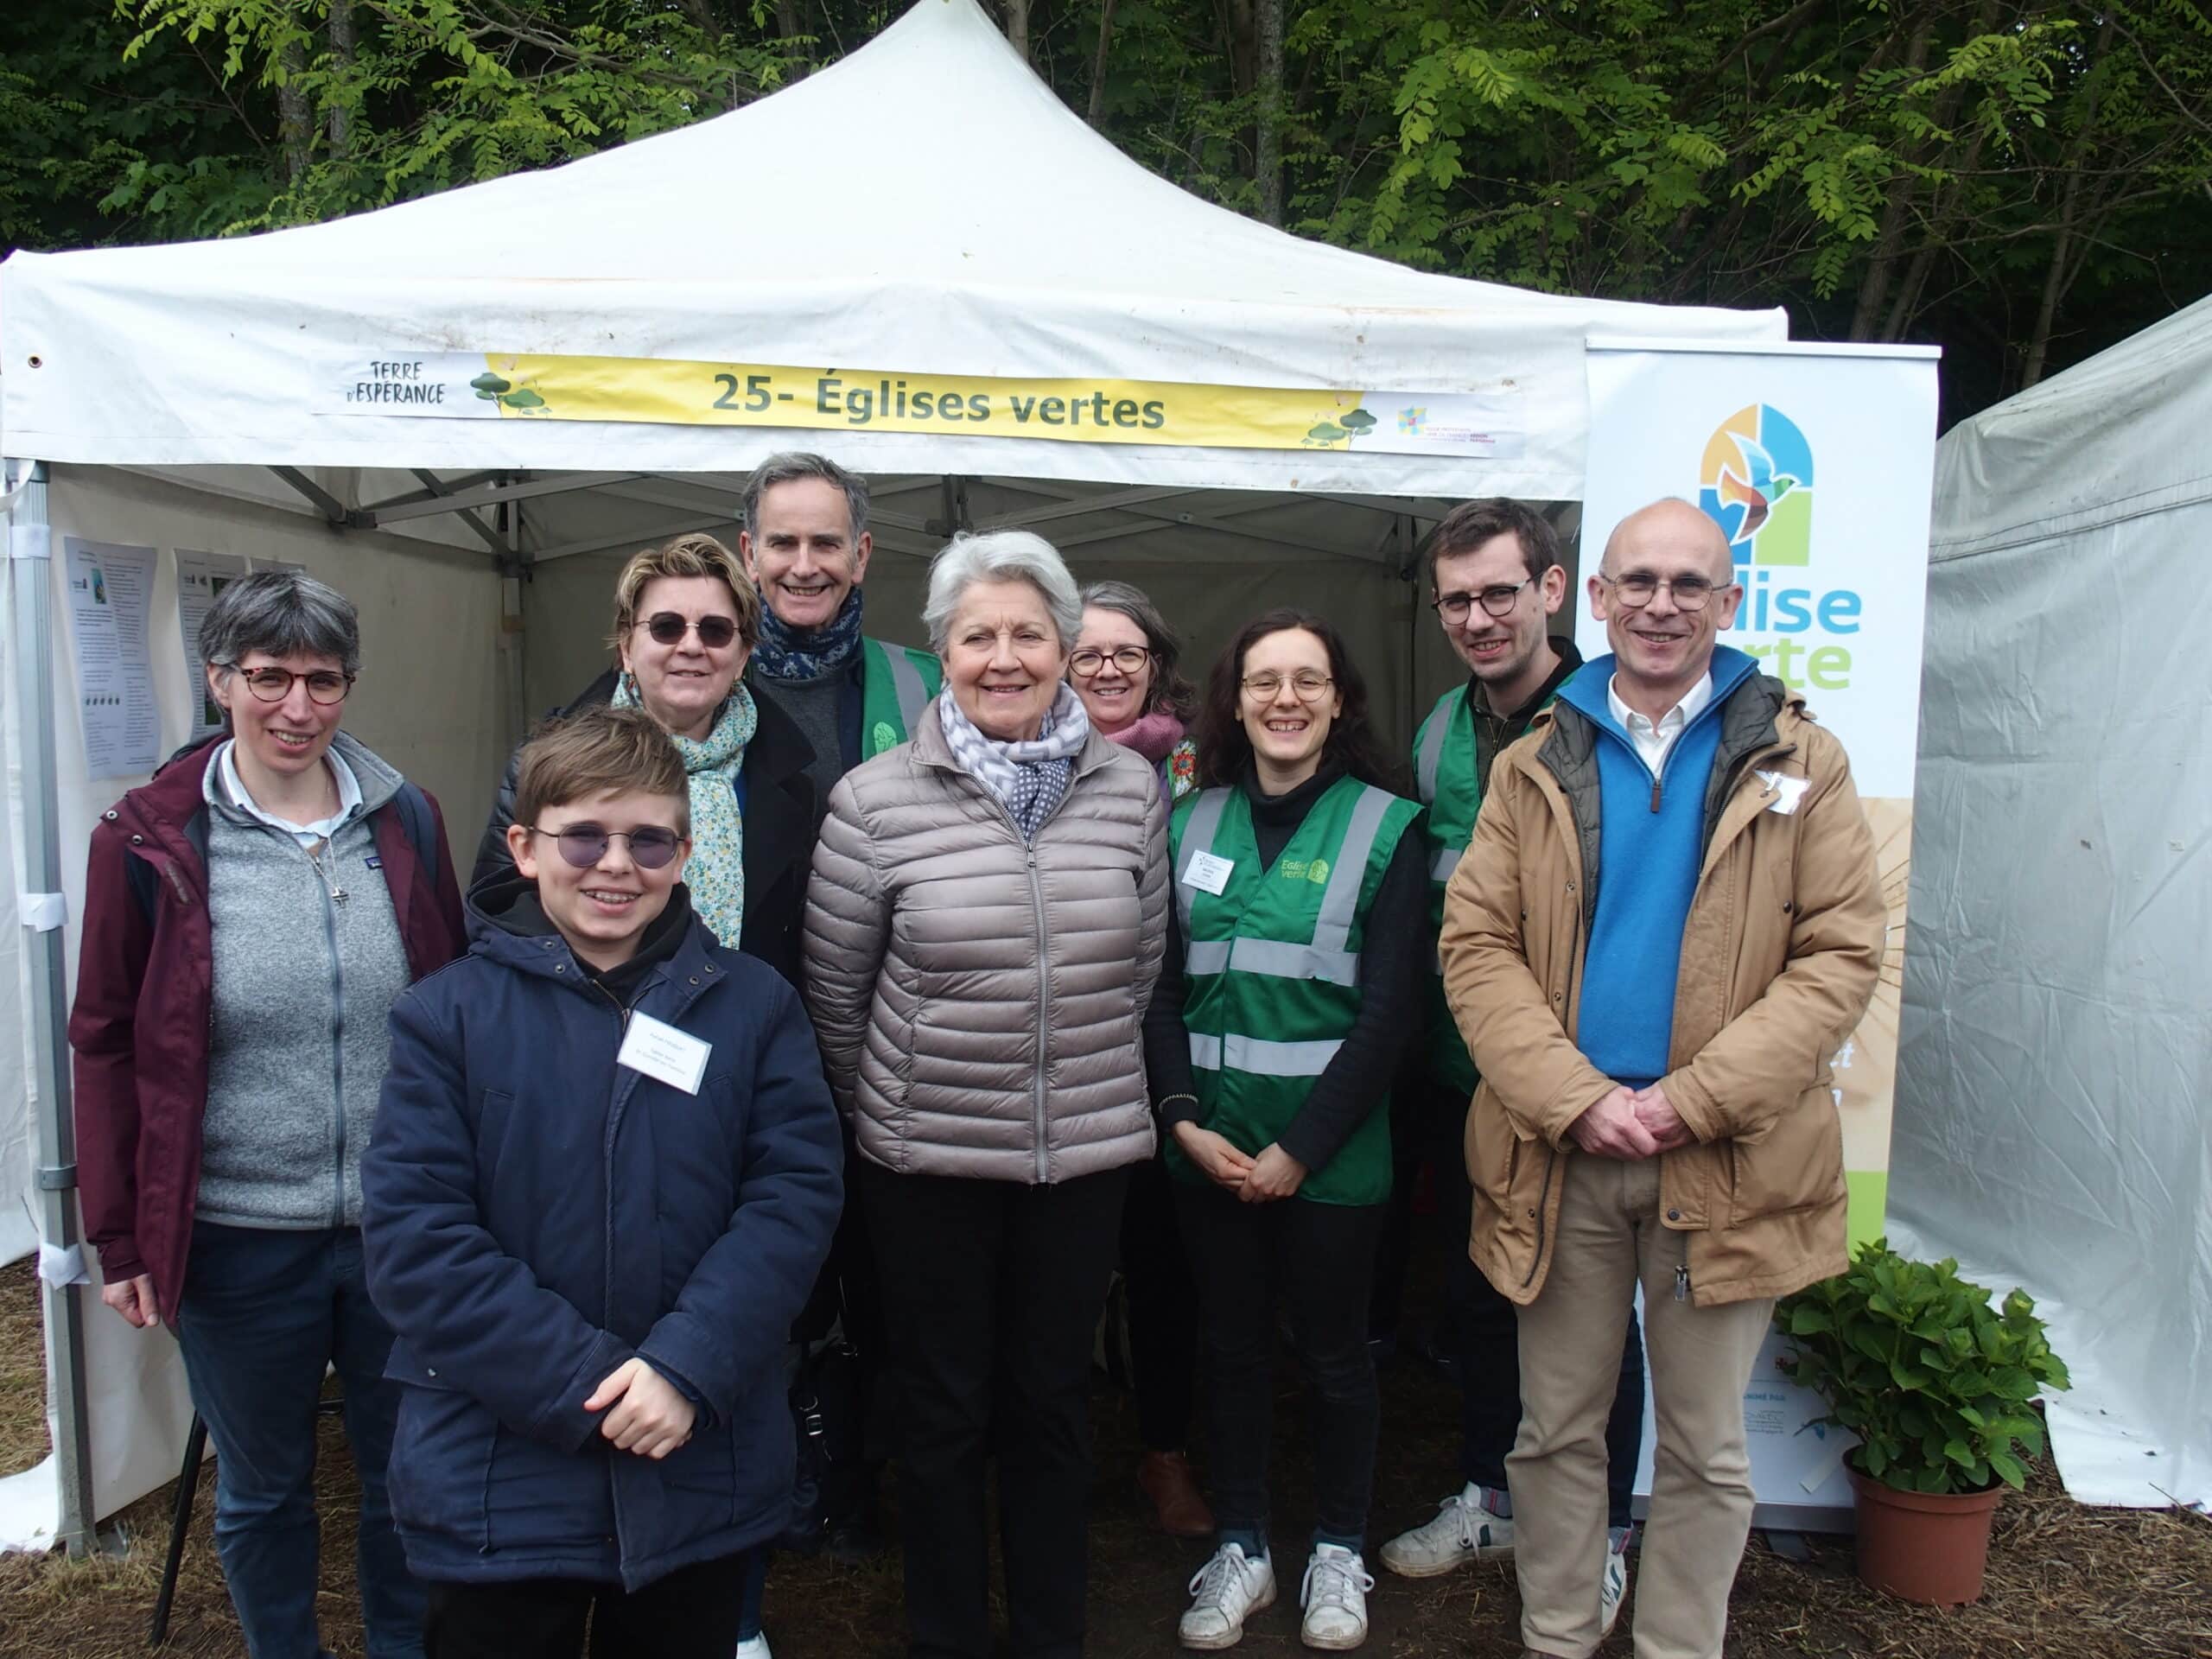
[1079,578,1198,721]
[924,531,1083,655]
[198,569,362,679]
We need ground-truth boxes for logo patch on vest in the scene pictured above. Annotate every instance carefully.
[872,721,898,753]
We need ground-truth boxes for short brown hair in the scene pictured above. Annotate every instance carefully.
[607,532,760,657]
[1425,499,1562,588]
[514,707,690,835]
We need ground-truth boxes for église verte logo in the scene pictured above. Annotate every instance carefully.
[1698,404,1862,692]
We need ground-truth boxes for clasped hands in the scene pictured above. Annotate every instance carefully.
[584,1357,696,1459]
[1567,1082,1693,1160]
[1171,1121,1306,1203]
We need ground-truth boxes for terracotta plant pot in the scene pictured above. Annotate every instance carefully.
[1847,1465,2003,1605]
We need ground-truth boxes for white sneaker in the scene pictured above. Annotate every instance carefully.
[1379,1482,1515,1577]
[1180,1541,1276,1650]
[734,1636,772,1659]
[1599,1524,1632,1637]
[1299,1543,1375,1649]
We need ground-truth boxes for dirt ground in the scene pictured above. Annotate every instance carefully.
[3,1249,2208,1659]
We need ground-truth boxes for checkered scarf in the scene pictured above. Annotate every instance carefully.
[937,682,1090,842]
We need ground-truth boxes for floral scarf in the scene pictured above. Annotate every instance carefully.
[612,675,757,947]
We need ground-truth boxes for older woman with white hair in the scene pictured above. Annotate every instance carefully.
[804,531,1171,1659]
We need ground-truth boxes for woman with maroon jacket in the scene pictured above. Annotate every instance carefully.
[69,570,467,1659]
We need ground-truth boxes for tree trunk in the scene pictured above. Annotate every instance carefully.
[1848,14,1936,340]
[2023,13,2119,386]
[1088,0,1118,127]
[1223,0,1256,95]
[676,0,723,42]
[777,0,805,75]
[1004,0,1032,65]
[1255,0,1284,226]
[277,39,311,186]
[326,0,354,161]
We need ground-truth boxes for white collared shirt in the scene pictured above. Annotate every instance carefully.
[218,740,363,848]
[1607,670,1713,776]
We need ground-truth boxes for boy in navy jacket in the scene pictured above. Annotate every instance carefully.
[363,707,842,1659]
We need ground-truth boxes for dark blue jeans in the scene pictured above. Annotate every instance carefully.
[173,1222,424,1659]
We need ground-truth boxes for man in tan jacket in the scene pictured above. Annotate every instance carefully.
[1439,498,1885,1659]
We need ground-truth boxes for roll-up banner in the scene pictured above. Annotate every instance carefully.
[1581,338,1939,1529]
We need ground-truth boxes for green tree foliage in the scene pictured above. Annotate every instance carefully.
[2,0,2207,417]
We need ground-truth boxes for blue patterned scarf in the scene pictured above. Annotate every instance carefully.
[751,584,864,683]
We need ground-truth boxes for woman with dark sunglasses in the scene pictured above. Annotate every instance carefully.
[474,532,817,988]
[70,570,469,1659]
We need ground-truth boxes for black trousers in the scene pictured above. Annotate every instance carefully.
[861,1159,1131,1659]
[1120,1147,1201,1453]
[1416,1083,1646,1529]
[1176,1180,1386,1553]
[800,1122,893,1522]
[423,1554,746,1659]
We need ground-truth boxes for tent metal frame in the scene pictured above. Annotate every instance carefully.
[4,457,99,1560]
[265,467,1455,569]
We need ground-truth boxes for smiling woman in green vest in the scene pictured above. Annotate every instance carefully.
[1150,608,1427,1653]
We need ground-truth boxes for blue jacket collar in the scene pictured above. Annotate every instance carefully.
[1557,645,1760,739]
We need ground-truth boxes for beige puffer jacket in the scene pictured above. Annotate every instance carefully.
[802,699,1168,1184]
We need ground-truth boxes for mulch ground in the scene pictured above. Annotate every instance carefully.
[3,1249,2207,1659]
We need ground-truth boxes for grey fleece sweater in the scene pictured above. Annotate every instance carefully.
[196,733,413,1231]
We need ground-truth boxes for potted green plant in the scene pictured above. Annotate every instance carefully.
[1776,1237,2069,1606]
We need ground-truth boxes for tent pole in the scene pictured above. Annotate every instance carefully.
[4,457,99,1559]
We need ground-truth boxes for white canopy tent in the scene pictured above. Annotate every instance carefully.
[0,0,1787,1553]
[1896,295,2212,1510]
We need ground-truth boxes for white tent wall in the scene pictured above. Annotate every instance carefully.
[0,463,504,1548]
[1,572,30,1268]
[1896,298,2212,1510]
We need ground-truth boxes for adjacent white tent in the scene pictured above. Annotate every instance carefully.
[1896,295,2212,1510]
[1,0,1789,1551]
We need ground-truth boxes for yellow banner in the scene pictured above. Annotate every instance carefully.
[329,352,1524,459]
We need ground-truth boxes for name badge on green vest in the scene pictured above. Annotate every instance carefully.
[1184,850,1234,895]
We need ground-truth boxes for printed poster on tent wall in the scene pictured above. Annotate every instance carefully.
[1581,338,1938,1525]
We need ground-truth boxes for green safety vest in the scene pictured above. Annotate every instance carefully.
[1412,674,1571,1096]
[859,636,943,760]
[1166,777,1424,1207]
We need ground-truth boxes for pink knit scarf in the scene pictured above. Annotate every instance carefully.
[1100,709,1185,765]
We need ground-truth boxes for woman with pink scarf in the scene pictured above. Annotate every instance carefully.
[1070,579,1212,1540]
[1073,581,1199,806]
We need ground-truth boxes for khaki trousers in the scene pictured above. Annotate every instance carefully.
[1508,1154,1774,1659]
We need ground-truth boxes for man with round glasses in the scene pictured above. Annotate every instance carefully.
[1440,498,1885,1659]
[1382,501,1645,1643]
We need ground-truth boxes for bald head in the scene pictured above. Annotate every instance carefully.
[1589,496,1745,718]
[1600,498,1735,585]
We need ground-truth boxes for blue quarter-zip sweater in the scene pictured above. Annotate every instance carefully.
[1560,646,1759,1086]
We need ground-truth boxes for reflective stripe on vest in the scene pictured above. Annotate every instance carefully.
[1416,700,1452,806]
[882,645,929,730]
[1188,1032,1344,1077]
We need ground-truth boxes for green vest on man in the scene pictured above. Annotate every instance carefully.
[1166,776,1424,1206]
[1412,643,1581,1097]
[859,635,942,759]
